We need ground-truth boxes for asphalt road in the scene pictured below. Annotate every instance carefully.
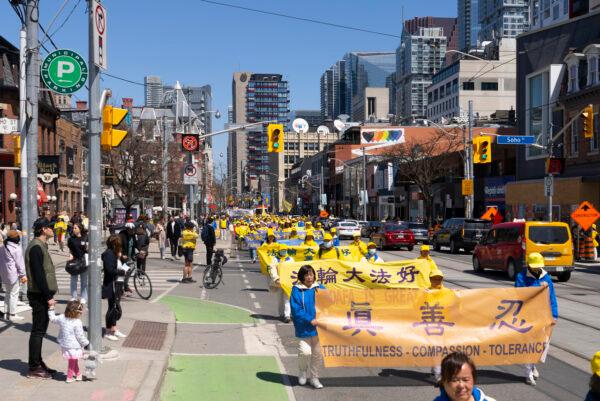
[157,240,594,401]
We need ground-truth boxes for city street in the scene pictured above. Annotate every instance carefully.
[157,240,594,401]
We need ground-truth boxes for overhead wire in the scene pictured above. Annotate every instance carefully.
[39,0,70,45]
[43,0,83,46]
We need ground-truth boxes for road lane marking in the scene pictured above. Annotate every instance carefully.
[243,279,249,284]
[253,301,261,309]
[242,274,247,278]
[245,285,251,289]
[249,293,256,299]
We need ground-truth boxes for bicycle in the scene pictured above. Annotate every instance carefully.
[202,249,226,289]
[124,259,153,300]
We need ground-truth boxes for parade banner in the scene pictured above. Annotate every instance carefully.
[258,246,364,275]
[316,287,554,367]
[277,259,433,295]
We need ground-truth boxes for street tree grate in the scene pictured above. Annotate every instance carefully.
[121,321,168,351]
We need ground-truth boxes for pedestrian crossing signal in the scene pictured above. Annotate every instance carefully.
[268,124,284,153]
[473,135,492,164]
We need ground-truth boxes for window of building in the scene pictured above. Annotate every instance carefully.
[462,81,474,90]
[367,97,376,117]
[481,82,498,91]
[570,118,580,157]
[592,113,599,153]
[526,71,549,159]
[589,57,598,86]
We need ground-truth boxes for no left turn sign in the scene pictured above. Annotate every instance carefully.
[184,164,196,176]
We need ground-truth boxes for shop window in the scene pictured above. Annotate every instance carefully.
[569,121,579,157]
[462,81,474,91]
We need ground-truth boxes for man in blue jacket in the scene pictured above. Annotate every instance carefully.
[515,252,558,386]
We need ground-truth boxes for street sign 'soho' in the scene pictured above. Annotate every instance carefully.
[41,49,88,94]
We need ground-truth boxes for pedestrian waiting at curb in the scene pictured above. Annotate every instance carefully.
[515,252,558,386]
[67,222,88,304]
[0,230,27,321]
[586,351,600,401]
[290,264,325,389]
[48,299,89,383]
[433,352,497,401]
[102,235,128,342]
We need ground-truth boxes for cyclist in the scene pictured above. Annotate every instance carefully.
[268,244,294,323]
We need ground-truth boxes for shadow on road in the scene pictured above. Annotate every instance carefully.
[250,313,281,321]
[258,370,435,387]
[242,288,269,292]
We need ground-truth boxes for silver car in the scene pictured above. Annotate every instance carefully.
[408,222,429,243]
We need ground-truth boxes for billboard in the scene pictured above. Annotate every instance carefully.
[361,127,405,145]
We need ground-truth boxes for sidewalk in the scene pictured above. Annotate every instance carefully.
[0,233,235,401]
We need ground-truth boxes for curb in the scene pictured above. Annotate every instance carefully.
[134,304,177,401]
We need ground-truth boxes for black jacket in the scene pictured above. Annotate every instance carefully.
[67,235,87,259]
[201,224,216,247]
[119,230,138,259]
[101,249,119,287]
[166,220,182,239]
[135,233,150,253]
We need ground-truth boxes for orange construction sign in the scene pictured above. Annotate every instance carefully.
[480,207,498,221]
[571,201,600,230]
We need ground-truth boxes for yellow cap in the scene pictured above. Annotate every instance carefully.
[323,233,333,241]
[367,242,377,248]
[352,232,360,237]
[316,222,322,227]
[305,230,314,238]
[331,227,337,233]
[421,245,430,252]
[306,222,313,227]
[267,229,275,237]
[527,252,545,268]
[430,269,444,278]
[592,351,600,376]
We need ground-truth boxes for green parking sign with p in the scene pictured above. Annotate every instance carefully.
[41,49,88,94]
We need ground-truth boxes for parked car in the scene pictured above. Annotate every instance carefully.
[361,221,383,238]
[473,221,574,282]
[370,223,415,251]
[432,218,492,253]
[336,221,361,239]
[408,222,429,243]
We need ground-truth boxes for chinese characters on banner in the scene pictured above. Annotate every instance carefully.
[315,287,554,367]
[277,259,434,296]
[258,246,363,275]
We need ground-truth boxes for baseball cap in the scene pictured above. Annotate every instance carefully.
[527,252,545,269]
[421,245,430,252]
[33,218,54,231]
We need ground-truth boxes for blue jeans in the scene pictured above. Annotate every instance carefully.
[250,248,257,260]
[70,270,88,302]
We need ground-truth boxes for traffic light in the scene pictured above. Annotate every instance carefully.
[473,135,492,164]
[267,124,284,152]
[101,106,128,151]
[12,134,20,167]
[581,104,594,139]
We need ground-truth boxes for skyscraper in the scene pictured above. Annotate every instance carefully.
[228,72,290,194]
[163,84,213,135]
[478,0,529,40]
[144,75,163,107]
[458,0,480,51]
[319,60,347,120]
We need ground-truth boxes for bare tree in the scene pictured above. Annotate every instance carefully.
[107,133,162,216]
[383,128,463,225]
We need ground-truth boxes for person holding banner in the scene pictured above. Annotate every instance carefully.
[318,233,339,259]
[289,228,299,240]
[349,232,368,257]
[418,245,442,276]
[303,231,318,247]
[434,352,497,401]
[268,244,294,323]
[290,265,325,389]
[330,228,340,247]
[515,252,558,386]
[586,351,600,401]
[360,242,384,263]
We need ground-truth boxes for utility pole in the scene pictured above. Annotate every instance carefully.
[87,0,103,355]
[162,116,168,218]
[465,100,474,218]
[546,124,554,222]
[25,0,39,237]
[362,147,367,220]
[19,24,28,247]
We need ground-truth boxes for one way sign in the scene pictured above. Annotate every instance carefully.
[571,201,600,230]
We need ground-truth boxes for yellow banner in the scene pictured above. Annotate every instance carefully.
[258,246,363,275]
[316,287,554,367]
[277,259,433,296]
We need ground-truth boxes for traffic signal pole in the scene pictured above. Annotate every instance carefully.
[19,24,29,246]
[465,100,474,218]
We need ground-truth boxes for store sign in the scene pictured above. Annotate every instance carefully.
[37,155,60,183]
[484,176,515,204]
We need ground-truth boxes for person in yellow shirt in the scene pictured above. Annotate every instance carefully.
[180,222,199,283]
[330,227,340,246]
[318,233,339,259]
[314,222,325,239]
[427,270,455,382]
[303,230,318,247]
[418,245,442,278]
[219,216,229,241]
[54,218,68,252]
[349,232,368,257]
[289,228,299,240]
[360,242,384,263]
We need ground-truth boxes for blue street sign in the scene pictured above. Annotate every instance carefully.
[496,135,535,145]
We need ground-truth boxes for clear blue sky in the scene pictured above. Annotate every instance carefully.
[0,0,456,173]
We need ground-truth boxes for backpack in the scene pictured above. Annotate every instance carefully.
[201,225,210,243]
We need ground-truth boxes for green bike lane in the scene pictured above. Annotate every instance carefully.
[155,254,584,401]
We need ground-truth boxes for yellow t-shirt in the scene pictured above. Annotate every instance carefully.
[54,221,67,233]
[181,229,198,249]
[318,247,339,260]
[349,240,368,256]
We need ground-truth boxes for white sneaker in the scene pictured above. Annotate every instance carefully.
[525,373,536,386]
[309,378,324,389]
[104,334,119,341]
[532,366,539,378]
[114,330,127,338]
[16,301,26,306]
[9,314,25,322]
[298,372,307,385]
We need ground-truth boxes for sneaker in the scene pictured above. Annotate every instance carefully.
[525,373,536,386]
[532,366,539,378]
[27,367,52,379]
[180,278,190,283]
[8,314,25,322]
[104,334,119,341]
[76,374,83,381]
[283,317,291,323]
[66,377,75,383]
[114,330,127,338]
[188,278,197,283]
[309,378,324,389]
[298,372,307,386]
[16,300,26,306]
